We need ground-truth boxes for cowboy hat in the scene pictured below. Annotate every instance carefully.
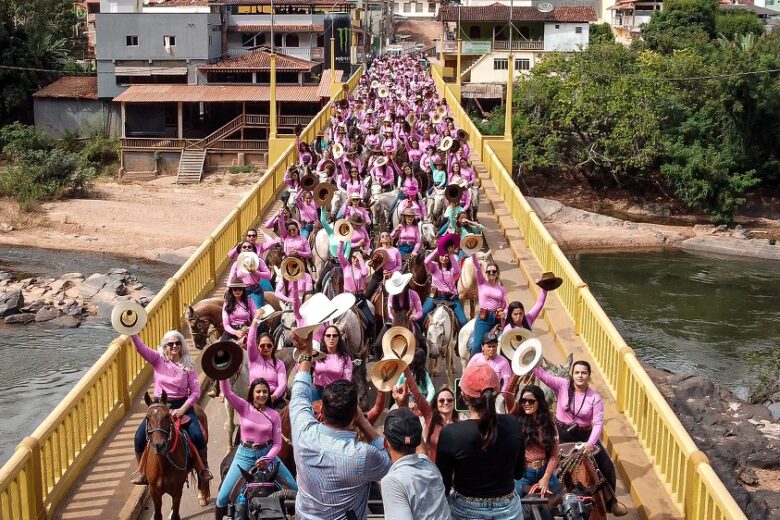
[400,207,417,219]
[320,159,336,172]
[370,80,380,89]
[201,340,244,380]
[461,234,483,255]
[374,156,388,168]
[313,182,336,207]
[301,173,318,191]
[437,233,461,256]
[445,183,463,204]
[111,301,147,335]
[457,129,469,142]
[332,142,345,160]
[226,279,248,289]
[238,251,260,272]
[295,292,356,335]
[382,326,416,365]
[338,98,349,109]
[385,271,413,296]
[431,112,444,125]
[370,357,408,392]
[255,304,281,324]
[536,272,563,292]
[293,345,326,364]
[350,191,362,200]
[333,219,354,242]
[499,327,536,361]
[378,86,390,98]
[439,136,454,152]
[280,257,306,282]
[369,248,389,270]
[511,338,543,377]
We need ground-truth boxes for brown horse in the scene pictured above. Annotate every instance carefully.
[142,392,210,520]
[404,252,430,304]
[185,297,224,349]
[557,443,611,520]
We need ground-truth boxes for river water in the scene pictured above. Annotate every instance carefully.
[570,249,780,401]
[0,246,174,464]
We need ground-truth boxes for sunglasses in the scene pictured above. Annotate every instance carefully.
[259,343,274,349]
[166,341,182,347]
[231,287,245,292]
[486,270,498,275]
[324,333,340,338]
[241,246,254,250]
[520,398,537,405]
[247,234,257,238]
[438,397,454,404]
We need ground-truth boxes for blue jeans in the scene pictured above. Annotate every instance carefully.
[260,279,273,292]
[398,243,414,255]
[515,466,562,496]
[449,491,522,520]
[301,222,313,239]
[421,295,467,327]
[134,398,205,454]
[247,284,265,309]
[387,192,407,219]
[216,445,298,507]
[470,312,498,355]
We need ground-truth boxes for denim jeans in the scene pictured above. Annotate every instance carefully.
[515,466,562,497]
[470,313,498,355]
[449,492,523,520]
[421,295,468,327]
[387,192,407,219]
[301,222,314,239]
[134,398,205,454]
[247,284,265,309]
[216,445,298,507]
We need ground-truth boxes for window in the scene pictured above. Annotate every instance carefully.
[274,33,284,48]
[575,26,583,34]
[403,3,411,12]
[428,2,436,12]
[126,35,139,46]
[164,35,176,47]
[469,25,481,39]
[494,58,508,70]
[555,24,560,29]
[414,1,422,11]
[515,58,530,70]
[317,34,325,47]
[285,34,300,47]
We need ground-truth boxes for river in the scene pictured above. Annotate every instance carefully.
[570,249,780,403]
[0,246,174,464]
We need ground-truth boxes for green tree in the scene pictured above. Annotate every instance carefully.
[642,0,719,53]
[589,23,616,45]
[715,9,765,40]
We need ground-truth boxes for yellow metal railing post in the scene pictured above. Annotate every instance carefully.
[269,52,278,140]
[16,437,44,520]
[113,338,131,412]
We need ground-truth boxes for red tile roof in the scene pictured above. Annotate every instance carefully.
[317,69,344,98]
[200,49,318,72]
[33,76,98,100]
[438,3,597,23]
[144,0,209,6]
[228,24,325,32]
[113,84,321,103]
[217,0,353,5]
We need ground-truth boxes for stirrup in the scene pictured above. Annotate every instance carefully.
[130,471,148,485]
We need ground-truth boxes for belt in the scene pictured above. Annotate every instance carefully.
[241,440,272,451]
[526,459,546,469]
[555,419,592,435]
[454,490,516,504]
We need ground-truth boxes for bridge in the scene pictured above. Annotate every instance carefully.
[0,63,747,520]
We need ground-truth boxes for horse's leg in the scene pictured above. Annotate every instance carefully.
[170,486,183,520]
[225,401,235,452]
[150,488,164,520]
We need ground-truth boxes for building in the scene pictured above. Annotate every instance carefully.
[608,0,662,40]
[32,76,119,138]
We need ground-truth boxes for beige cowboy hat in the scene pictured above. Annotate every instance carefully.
[439,136,454,152]
[238,251,260,272]
[332,142,345,160]
[280,257,306,282]
[461,233,483,255]
[333,218,354,243]
[377,86,390,98]
[382,326,416,365]
[431,112,444,125]
[370,357,408,392]
[255,304,281,324]
[384,271,413,296]
[313,182,336,208]
[499,327,536,361]
[295,292,356,335]
[400,207,417,219]
[227,279,248,289]
[511,338,543,377]
[111,301,147,335]
[536,272,564,292]
[374,156,388,168]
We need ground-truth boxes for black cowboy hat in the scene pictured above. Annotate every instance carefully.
[201,341,244,380]
[445,183,464,204]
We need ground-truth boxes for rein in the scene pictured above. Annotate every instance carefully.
[145,404,190,472]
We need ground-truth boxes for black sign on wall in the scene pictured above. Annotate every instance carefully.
[324,13,351,75]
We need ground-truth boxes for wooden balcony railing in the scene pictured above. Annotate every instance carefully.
[493,40,544,51]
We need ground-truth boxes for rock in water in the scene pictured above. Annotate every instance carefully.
[0,290,24,317]
[35,306,61,322]
[45,315,80,328]
[4,313,36,324]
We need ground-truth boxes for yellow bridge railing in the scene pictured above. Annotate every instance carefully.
[431,66,745,520]
[0,67,363,520]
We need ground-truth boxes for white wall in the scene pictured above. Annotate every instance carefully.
[396,0,438,18]
[101,0,139,13]
[466,50,538,83]
[543,22,588,51]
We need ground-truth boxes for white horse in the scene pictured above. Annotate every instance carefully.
[420,221,438,250]
[223,348,249,450]
[457,250,493,318]
[370,186,397,233]
[312,227,331,283]
[457,318,476,373]
[426,304,458,388]
[468,185,480,221]
[330,190,346,221]
[426,186,447,225]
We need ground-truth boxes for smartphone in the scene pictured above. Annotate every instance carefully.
[453,378,469,413]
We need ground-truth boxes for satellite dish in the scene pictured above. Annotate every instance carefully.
[537,2,554,12]
[143,0,150,4]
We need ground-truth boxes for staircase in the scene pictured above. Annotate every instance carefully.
[176,149,207,184]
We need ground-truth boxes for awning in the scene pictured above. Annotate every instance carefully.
[114,84,321,103]
[461,83,505,99]
[115,66,188,76]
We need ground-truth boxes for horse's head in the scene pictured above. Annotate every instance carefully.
[143,391,172,455]
[541,353,574,378]
[420,221,437,249]
[238,458,280,500]
[475,249,494,268]
[185,305,210,349]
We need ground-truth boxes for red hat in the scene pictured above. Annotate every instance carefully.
[459,363,500,398]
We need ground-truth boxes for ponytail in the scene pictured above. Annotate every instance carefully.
[474,388,498,451]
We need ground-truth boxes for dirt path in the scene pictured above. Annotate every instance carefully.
[0,173,258,264]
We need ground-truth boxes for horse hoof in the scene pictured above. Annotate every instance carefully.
[198,494,209,507]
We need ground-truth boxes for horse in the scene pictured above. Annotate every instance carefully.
[142,391,210,520]
[369,185,397,234]
[557,443,610,520]
[468,184,481,222]
[457,250,493,319]
[457,318,477,371]
[425,303,458,388]
[420,220,438,250]
[312,228,331,283]
[426,186,447,226]
[334,306,372,410]
[404,252,430,304]
[185,297,224,349]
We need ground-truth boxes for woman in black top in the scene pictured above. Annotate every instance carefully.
[436,364,525,520]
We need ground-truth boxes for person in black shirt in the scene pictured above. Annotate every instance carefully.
[436,364,525,520]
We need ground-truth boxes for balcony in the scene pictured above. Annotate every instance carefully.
[493,40,543,51]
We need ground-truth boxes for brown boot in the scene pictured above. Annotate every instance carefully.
[197,448,213,482]
[611,502,628,517]
[214,506,227,520]
[130,449,148,485]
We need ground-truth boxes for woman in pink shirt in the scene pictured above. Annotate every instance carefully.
[275,269,314,306]
[348,214,371,254]
[420,247,467,326]
[221,281,257,342]
[311,325,353,401]
[278,213,312,260]
[469,254,508,355]
[534,360,626,516]
[502,291,548,334]
[338,245,376,330]
[131,330,210,485]
[363,232,401,300]
[294,190,317,238]
[216,378,297,517]
[391,209,421,258]
[246,316,287,408]
[228,249,271,309]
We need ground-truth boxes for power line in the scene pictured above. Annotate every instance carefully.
[581,67,780,81]
[0,64,96,75]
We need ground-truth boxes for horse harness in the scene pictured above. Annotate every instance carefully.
[145,403,192,472]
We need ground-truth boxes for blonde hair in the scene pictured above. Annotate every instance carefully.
[157,330,195,372]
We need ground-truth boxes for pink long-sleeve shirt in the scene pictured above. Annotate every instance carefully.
[275,274,313,304]
[222,299,257,336]
[503,290,548,334]
[533,366,604,446]
[468,353,512,394]
[473,254,508,313]
[247,324,287,401]
[131,335,200,407]
[392,224,421,254]
[313,353,353,388]
[379,246,402,273]
[220,380,282,458]
[387,289,422,322]
[229,260,271,287]
[425,250,460,295]
[339,246,369,292]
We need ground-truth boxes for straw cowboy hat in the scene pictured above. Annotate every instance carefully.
[370,357,408,392]
[320,159,336,172]
[378,86,390,98]
[295,292,356,335]
[333,219,354,242]
[499,327,536,361]
[332,142,345,160]
[226,279,248,289]
[238,251,260,272]
[370,80,381,89]
[382,326,416,365]
[400,207,417,219]
[374,156,388,168]
[280,257,306,282]
[431,112,444,125]
[439,136,454,152]
[369,248,389,270]
[313,182,336,208]
[437,233,461,256]
[384,271,413,296]
[461,234,483,255]
[111,301,147,335]
[201,340,244,381]
[536,272,563,292]
[511,338,543,377]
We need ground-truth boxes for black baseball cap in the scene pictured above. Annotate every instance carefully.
[482,330,499,345]
[384,407,422,449]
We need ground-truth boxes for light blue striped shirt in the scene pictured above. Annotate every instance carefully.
[291,371,391,520]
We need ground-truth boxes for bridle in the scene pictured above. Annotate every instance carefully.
[145,402,189,470]
[145,403,173,449]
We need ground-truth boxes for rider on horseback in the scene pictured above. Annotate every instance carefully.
[420,236,468,327]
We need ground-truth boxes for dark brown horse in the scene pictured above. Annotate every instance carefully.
[404,252,430,304]
[557,443,611,520]
[186,294,285,349]
[142,392,210,520]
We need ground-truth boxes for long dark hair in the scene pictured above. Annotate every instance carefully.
[391,289,410,311]
[426,387,459,447]
[247,378,271,410]
[235,240,257,257]
[514,385,557,460]
[466,388,498,451]
[410,348,427,390]
[224,286,250,315]
[507,301,530,330]
[320,325,350,363]
[566,360,591,415]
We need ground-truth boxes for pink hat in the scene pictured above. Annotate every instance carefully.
[460,363,500,398]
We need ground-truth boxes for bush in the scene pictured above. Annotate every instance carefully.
[747,349,780,405]
[80,133,119,173]
[228,165,257,174]
[0,122,52,161]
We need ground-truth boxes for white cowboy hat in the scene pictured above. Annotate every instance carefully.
[295,292,356,335]
[255,304,281,324]
[370,357,408,392]
[332,142,345,160]
[384,271,412,296]
[374,156,388,168]
[333,218,354,243]
[382,326,416,365]
[499,327,536,361]
[439,136,454,152]
[111,301,147,335]
[511,338,543,377]
[461,234,483,255]
[238,251,260,271]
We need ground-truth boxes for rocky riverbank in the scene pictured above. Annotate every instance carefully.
[0,268,154,327]
[646,365,780,519]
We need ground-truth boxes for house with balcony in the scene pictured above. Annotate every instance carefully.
[609,0,662,41]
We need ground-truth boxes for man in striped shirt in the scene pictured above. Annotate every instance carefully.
[291,333,392,520]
